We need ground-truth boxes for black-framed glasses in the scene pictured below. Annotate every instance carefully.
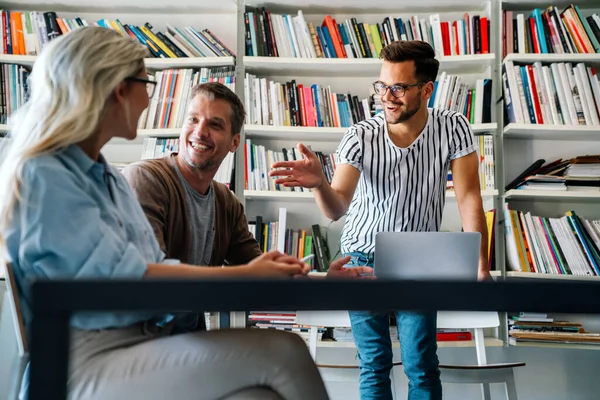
[126,76,157,97]
[372,81,425,98]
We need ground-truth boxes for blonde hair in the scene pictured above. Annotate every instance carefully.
[0,26,148,259]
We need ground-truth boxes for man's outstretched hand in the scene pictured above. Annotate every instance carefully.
[326,256,374,279]
[269,143,326,189]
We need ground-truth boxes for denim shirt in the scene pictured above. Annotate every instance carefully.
[4,144,173,332]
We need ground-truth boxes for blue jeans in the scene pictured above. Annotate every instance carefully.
[345,252,442,400]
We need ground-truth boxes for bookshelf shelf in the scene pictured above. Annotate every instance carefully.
[503,124,600,140]
[508,341,600,351]
[317,337,504,349]
[505,189,600,201]
[244,125,346,141]
[0,54,234,69]
[243,54,495,77]
[506,271,600,281]
[245,123,498,141]
[138,129,181,137]
[244,189,499,201]
[503,53,600,65]
[144,57,235,69]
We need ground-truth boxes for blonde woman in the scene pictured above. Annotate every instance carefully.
[0,27,371,400]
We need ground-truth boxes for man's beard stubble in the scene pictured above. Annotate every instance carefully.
[384,97,421,124]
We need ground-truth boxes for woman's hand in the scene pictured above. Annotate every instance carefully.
[245,250,311,277]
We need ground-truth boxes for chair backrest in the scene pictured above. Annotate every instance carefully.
[437,311,499,330]
[296,310,350,328]
[2,263,29,400]
[438,311,500,366]
[4,263,28,356]
[296,310,500,366]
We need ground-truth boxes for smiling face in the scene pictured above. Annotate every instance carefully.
[378,60,430,125]
[179,93,240,172]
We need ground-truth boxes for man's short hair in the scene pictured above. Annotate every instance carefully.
[380,40,440,83]
[191,82,246,135]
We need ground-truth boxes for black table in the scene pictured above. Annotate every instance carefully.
[28,278,600,400]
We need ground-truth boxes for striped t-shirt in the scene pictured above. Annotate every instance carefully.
[337,108,477,255]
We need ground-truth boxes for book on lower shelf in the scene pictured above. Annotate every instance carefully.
[1,9,234,58]
[505,155,600,192]
[244,8,490,59]
[508,312,600,347]
[244,138,336,193]
[247,208,332,272]
[503,204,600,276]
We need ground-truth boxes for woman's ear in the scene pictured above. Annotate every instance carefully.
[111,80,129,104]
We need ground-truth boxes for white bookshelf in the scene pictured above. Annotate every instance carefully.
[500,0,600,360]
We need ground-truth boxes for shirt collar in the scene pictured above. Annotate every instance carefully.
[63,144,116,178]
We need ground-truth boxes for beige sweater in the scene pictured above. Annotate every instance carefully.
[121,154,261,266]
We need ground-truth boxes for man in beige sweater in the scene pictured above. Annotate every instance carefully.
[122,82,371,332]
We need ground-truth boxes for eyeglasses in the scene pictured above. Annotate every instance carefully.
[125,76,157,97]
[372,81,425,98]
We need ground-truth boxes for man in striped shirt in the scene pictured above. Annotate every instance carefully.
[270,40,490,400]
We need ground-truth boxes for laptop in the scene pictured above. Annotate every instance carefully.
[374,232,481,280]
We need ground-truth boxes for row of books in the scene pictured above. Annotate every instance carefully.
[502,5,600,57]
[429,75,493,124]
[244,74,373,128]
[504,205,600,276]
[247,312,325,343]
[245,8,490,58]
[244,138,336,194]
[247,209,332,272]
[502,61,600,126]
[507,155,600,192]
[446,136,496,192]
[139,137,235,188]
[0,63,29,123]
[508,313,600,346]
[0,10,233,57]
[138,66,235,130]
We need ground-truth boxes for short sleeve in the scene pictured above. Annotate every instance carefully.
[336,127,363,171]
[450,113,478,160]
[18,160,149,281]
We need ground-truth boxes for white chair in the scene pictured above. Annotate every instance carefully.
[296,310,400,400]
[0,263,29,400]
[437,311,524,400]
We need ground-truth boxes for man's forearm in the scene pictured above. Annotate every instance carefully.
[459,194,489,272]
[313,182,350,221]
